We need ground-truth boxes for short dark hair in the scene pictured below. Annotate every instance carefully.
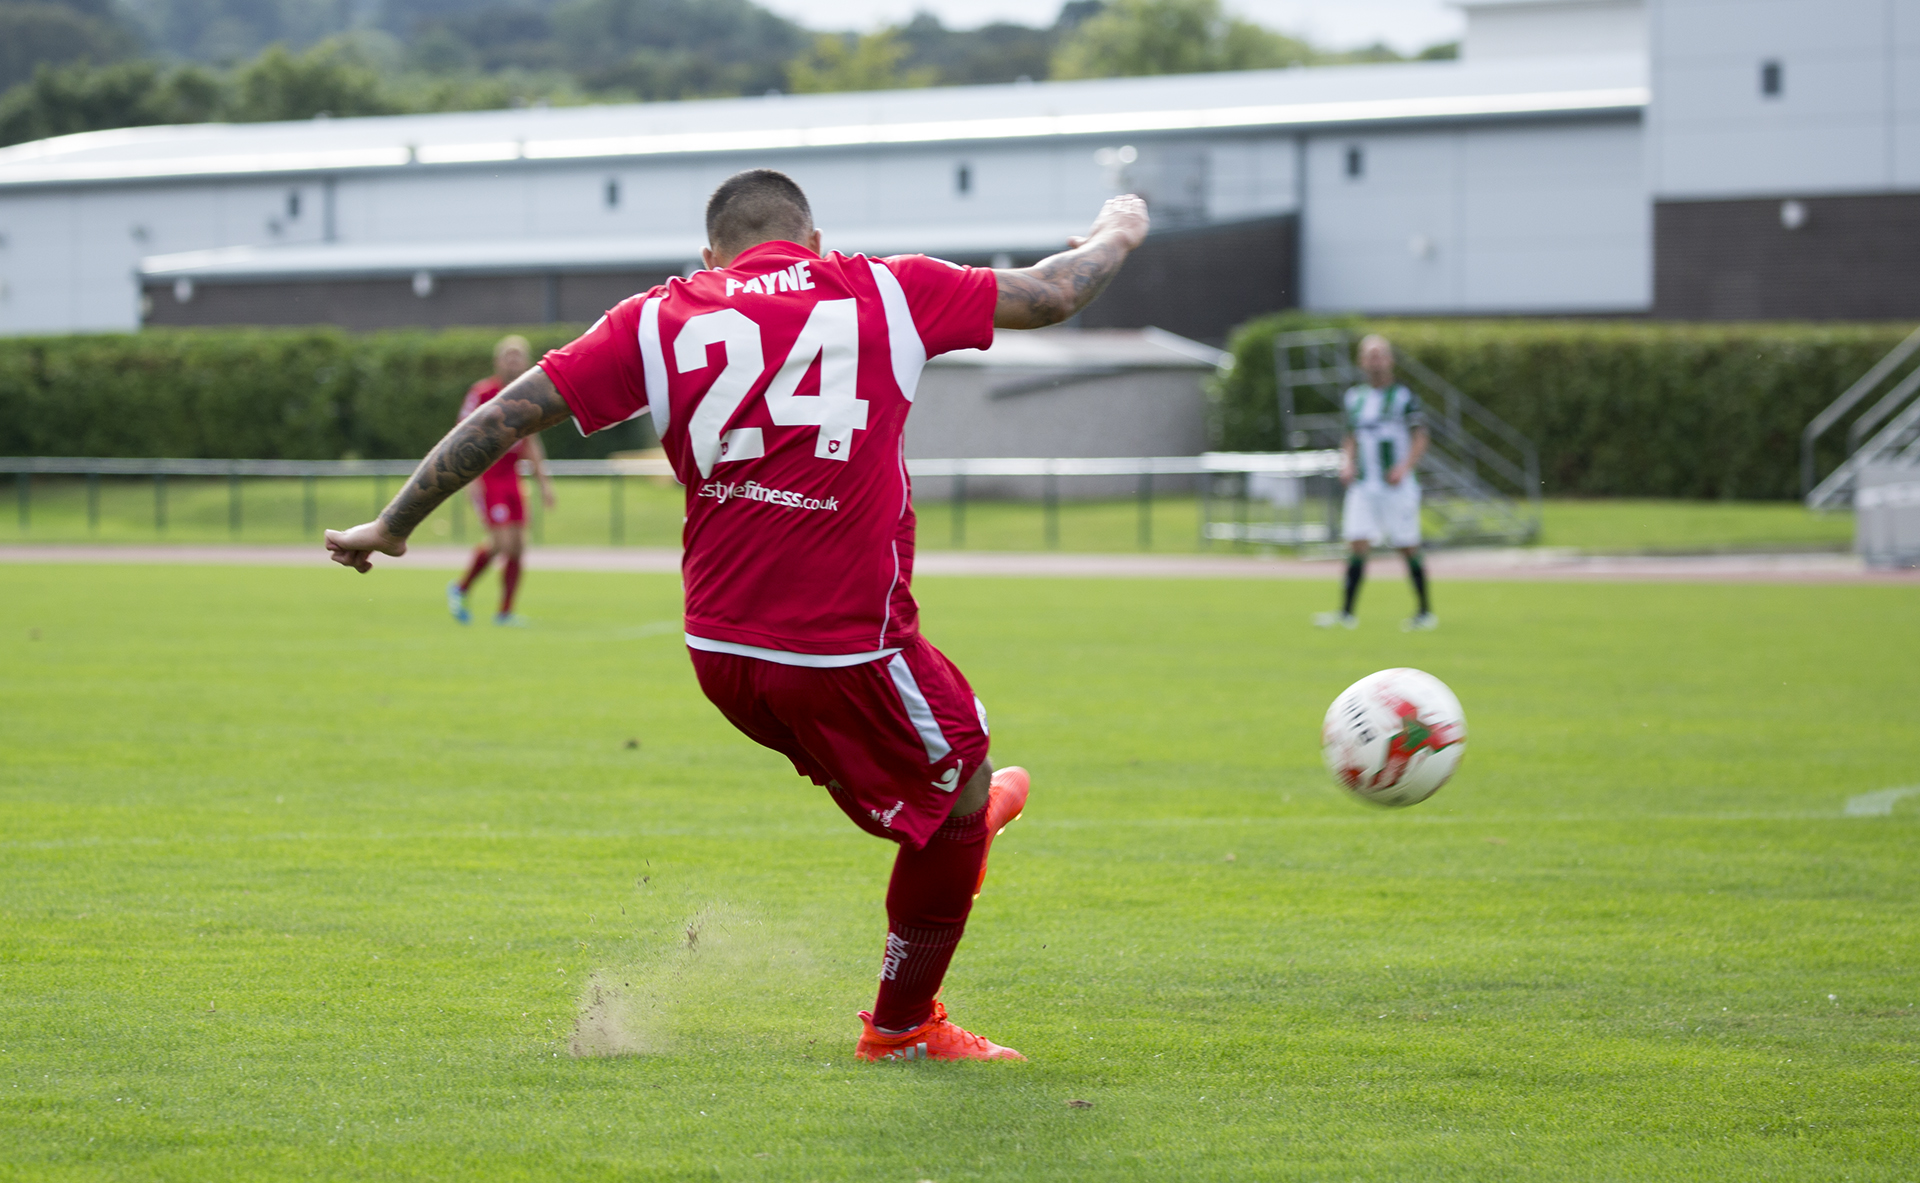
[705,169,814,255]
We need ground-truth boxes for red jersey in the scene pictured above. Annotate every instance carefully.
[460,377,528,485]
[539,240,996,660]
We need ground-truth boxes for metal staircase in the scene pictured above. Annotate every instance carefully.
[1272,329,1542,546]
[1803,325,1920,510]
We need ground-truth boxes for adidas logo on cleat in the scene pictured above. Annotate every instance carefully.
[854,1001,1025,1062]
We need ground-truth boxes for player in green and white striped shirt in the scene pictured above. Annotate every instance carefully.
[1314,334,1436,631]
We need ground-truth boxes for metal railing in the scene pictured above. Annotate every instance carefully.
[0,452,1342,552]
[1274,329,1542,546]
[1803,325,1920,510]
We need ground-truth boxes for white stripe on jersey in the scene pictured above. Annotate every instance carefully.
[867,259,928,402]
[684,633,901,668]
[638,297,669,436]
[886,652,953,763]
[869,256,927,649]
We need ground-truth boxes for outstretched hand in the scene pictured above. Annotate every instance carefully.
[1066,194,1150,252]
[995,195,1151,330]
[325,519,407,573]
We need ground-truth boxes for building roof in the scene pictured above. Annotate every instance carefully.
[138,219,1107,282]
[0,51,1644,191]
[931,327,1231,371]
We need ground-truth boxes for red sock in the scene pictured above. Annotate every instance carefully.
[458,547,492,592]
[871,804,988,1032]
[500,557,522,615]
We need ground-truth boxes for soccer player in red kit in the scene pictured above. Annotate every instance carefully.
[327,170,1148,1061]
[447,334,556,626]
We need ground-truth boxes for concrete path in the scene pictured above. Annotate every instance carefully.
[2,543,1915,584]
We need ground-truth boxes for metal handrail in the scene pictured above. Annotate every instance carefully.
[1846,364,1920,450]
[1271,328,1542,544]
[1,452,1348,554]
[1392,352,1541,470]
[1808,397,1920,509]
[907,452,1340,478]
[0,453,1337,479]
[0,456,426,477]
[1801,324,1920,497]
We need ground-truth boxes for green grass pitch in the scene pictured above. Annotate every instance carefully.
[2,563,1917,1180]
[1,475,1857,555]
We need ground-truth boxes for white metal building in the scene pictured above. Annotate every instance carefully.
[0,0,1909,337]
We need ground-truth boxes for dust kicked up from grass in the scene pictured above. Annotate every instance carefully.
[570,903,830,1059]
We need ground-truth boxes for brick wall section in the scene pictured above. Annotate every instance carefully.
[144,270,678,331]
[1654,194,1920,320]
[139,215,1298,341]
[1075,214,1298,344]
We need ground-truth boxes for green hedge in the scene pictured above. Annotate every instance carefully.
[0,326,654,461]
[1213,314,1914,500]
[4,319,1910,499]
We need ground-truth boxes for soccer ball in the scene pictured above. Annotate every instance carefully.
[1321,668,1467,808]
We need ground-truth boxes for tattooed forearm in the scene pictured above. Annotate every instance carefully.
[992,235,1132,329]
[377,367,573,538]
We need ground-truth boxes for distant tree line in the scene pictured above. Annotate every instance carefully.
[0,0,1460,148]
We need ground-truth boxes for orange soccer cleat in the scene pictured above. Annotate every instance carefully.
[974,765,1029,898]
[854,1000,1026,1062]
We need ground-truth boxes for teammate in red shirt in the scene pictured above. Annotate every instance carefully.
[327,170,1148,1061]
[447,334,556,626]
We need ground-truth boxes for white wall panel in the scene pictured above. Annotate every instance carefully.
[1649,0,1918,198]
[0,195,76,334]
[75,191,165,331]
[869,150,975,228]
[352,172,535,242]
[775,151,880,229]
[1462,242,1650,306]
[1657,56,1888,122]
[1465,1,1646,60]
[1305,120,1648,312]
[1657,124,1893,194]
[1893,43,1920,186]
[1057,142,1132,216]
[0,179,336,334]
[616,162,724,243]
[1305,132,1463,311]
[865,145,1066,228]
[1207,137,1299,221]
[1655,0,1891,57]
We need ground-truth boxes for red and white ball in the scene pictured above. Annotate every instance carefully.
[1321,668,1467,808]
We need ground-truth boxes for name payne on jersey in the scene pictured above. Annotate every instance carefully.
[696,477,841,511]
[724,261,815,298]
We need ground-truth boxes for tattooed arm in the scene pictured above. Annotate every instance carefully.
[993,194,1150,330]
[324,367,573,572]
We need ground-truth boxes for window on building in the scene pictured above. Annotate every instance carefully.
[1761,60,1783,98]
[1345,145,1365,179]
[955,164,972,195]
[605,179,621,208]
[286,191,301,219]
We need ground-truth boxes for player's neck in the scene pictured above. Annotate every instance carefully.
[716,238,820,268]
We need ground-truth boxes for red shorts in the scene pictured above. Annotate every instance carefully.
[689,636,991,850]
[480,470,524,526]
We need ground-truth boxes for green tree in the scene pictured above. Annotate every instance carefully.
[0,1,142,91]
[0,58,220,146]
[787,29,936,94]
[1051,0,1312,79]
[229,40,396,121]
[891,12,1054,86]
